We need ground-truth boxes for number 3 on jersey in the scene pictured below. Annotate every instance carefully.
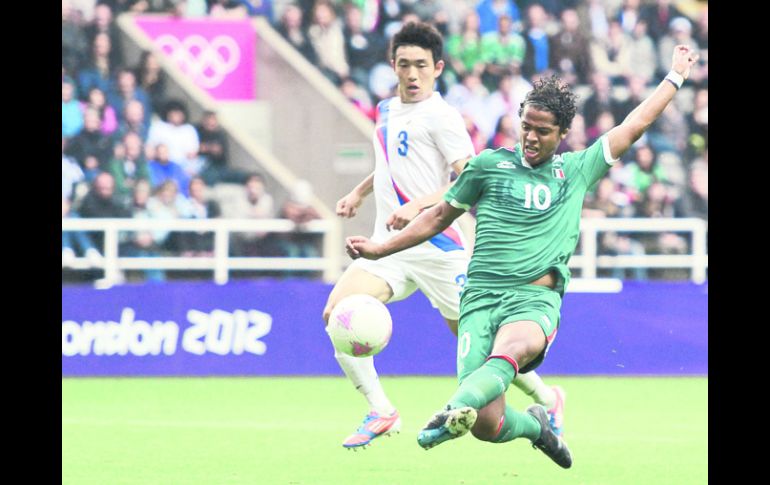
[397,130,408,156]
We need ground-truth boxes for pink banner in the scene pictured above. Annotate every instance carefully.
[135,16,256,100]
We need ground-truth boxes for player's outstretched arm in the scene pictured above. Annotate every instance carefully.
[336,172,375,218]
[386,156,472,230]
[347,200,464,260]
[606,45,699,160]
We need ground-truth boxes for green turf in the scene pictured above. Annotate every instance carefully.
[62,376,707,485]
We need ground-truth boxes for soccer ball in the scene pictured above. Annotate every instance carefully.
[327,294,393,358]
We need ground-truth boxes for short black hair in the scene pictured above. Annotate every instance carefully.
[390,21,443,65]
[519,75,578,133]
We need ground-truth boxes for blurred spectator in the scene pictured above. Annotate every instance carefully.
[80,87,118,136]
[548,8,593,85]
[445,72,489,138]
[623,144,667,201]
[147,179,192,253]
[462,113,489,155]
[77,32,116,100]
[195,111,243,185]
[62,78,85,139]
[120,178,166,282]
[135,51,168,115]
[114,99,150,143]
[634,181,687,258]
[208,0,272,18]
[62,138,86,201]
[106,132,151,206]
[481,70,527,141]
[79,172,131,250]
[179,176,221,256]
[582,72,615,128]
[590,20,632,85]
[585,110,616,147]
[521,3,552,80]
[367,49,399,104]
[62,0,89,76]
[674,159,707,221]
[558,113,586,153]
[276,3,318,65]
[584,0,610,41]
[308,1,350,85]
[107,68,153,126]
[278,179,322,264]
[626,18,656,83]
[343,4,386,89]
[62,197,104,268]
[147,99,202,178]
[377,0,409,38]
[66,107,115,171]
[230,173,277,257]
[616,0,641,34]
[656,16,695,80]
[612,74,647,124]
[480,14,526,90]
[640,0,685,42]
[83,2,124,67]
[148,143,191,197]
[489,113,517,149]
[340,77,375,121]
[647,102,688,155]
[475,0,520,35]
[446,11,485,84]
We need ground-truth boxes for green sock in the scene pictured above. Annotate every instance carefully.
[448,357,518,410]
[492,405,542,443]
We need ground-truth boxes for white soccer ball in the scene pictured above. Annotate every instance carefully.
[327,294,393,358]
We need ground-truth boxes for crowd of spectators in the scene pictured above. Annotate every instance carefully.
[63,0,707,281]
[62,0,323,282]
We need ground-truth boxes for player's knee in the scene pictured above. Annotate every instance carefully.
[471,408,502,442]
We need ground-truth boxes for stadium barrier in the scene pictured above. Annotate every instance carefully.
[62,217,707,285]
[61,279,707,377]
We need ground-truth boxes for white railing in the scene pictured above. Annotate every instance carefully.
[62,217,708,286]
[61,218,342,285]
[570,217,708,283]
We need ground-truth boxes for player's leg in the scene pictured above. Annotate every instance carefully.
[323,261,409,449]
[512,371,566,436]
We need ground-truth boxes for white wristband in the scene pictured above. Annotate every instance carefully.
[664,70,684,89]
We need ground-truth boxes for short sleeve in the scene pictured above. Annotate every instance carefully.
[432,108,477,167]
[564,135,619,188]
[443,155,486,210]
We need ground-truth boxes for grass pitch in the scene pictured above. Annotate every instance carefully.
[62,376,707,485]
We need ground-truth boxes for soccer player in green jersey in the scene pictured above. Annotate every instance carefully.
[345,44,700,468]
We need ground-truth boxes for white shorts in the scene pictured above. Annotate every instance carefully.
[350,248,469,320]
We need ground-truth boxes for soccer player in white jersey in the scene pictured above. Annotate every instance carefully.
[323,22,565,450]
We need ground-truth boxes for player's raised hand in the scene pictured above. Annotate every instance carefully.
[671,45,700,79]
[336,191,363,218]
[386,202,421,231]
[345,236,383,260]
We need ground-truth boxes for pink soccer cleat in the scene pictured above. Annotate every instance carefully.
[547,385,566,437]
[342,410,401,449]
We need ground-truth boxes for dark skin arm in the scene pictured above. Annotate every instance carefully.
[346,200,465,259]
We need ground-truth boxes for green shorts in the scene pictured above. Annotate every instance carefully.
[456,285,561,382]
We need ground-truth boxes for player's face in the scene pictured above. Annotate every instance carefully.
[519,105,568,166]
[392,45,444,103]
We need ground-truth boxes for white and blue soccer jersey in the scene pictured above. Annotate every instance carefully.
[370,92,476,254]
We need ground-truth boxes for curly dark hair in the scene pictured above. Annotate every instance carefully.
[519,75,578,133]
[390,21,443,65]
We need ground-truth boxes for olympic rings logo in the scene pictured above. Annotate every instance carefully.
[154,34,241,89]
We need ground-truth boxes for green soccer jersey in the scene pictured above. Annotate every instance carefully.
[444,136,617,295]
